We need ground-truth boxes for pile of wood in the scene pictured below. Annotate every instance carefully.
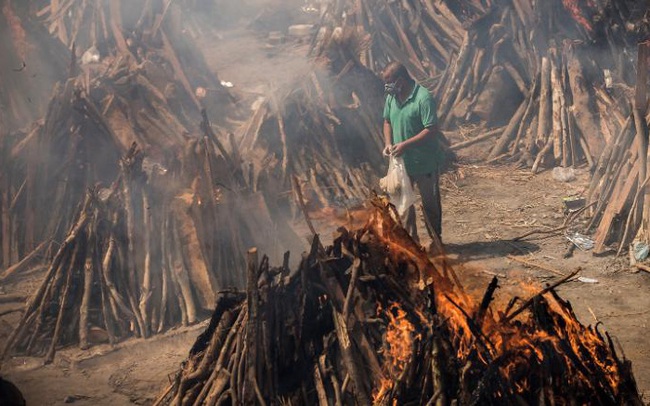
[1,139,304,360]
[155,198,642,405]
[314,0,645,169]
[237,38,386,213]
[0,0,68,267]
[1,0,312,354]
[584,42,650,255]
[0,0,239,273]
[0,61,198,276]
[35,0,235,121]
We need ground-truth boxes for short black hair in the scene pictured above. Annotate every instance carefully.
[382,61,411,82]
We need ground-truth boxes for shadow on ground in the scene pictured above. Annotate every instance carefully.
[443,239,540,261]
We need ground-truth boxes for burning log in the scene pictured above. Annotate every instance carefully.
[156,198,643,405]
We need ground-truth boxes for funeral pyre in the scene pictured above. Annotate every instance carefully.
[155,199,642,406]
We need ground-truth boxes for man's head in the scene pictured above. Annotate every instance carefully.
[382,62,413,96]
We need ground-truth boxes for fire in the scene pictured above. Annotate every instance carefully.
[363,199,626,401]
[373,302,421,402]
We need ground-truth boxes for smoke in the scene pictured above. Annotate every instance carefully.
[0,1,67,134]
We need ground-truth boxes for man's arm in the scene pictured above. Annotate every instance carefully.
[392,125,437,156]
[383,119,393,156]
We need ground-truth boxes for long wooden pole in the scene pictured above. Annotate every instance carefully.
[634,42,650,243]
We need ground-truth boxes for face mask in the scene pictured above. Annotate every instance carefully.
[384,81,400,95]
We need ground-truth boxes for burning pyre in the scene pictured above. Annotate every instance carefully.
[155,198,642,405]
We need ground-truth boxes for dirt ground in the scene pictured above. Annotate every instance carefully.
[3,13,650,406]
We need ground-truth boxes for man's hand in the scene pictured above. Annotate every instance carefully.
[382,144,393,157]
[392,142,408,156]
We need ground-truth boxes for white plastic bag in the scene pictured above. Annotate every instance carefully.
[379,156,416,216]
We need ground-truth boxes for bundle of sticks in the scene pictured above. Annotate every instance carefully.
[237,40,386,213]
[0,0,240,275]
[1,139,303,360]
[584,42,650,255]
[314,0,644,169]
[156,198,642,405]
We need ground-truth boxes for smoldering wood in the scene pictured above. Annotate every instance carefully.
[155,199,644,406]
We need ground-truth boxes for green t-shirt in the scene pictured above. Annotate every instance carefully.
[383,84,443,176]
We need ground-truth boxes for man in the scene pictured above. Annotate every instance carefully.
[382,61,444,247]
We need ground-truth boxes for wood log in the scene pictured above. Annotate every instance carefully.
[244,248,260,404]
[535,56,552,150]
[79,249,94,350]
[550,50,563,163]
[0,240,49,282]
[565,45,605,158]
[449,127,503,152]
[634,42,650,243]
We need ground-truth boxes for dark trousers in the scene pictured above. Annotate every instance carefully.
[404,171,442,243]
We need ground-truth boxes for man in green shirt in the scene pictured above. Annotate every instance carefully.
[382,62,444,246]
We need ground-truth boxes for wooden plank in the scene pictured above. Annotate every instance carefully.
[593,164,639,253]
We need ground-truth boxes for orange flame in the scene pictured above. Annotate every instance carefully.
[365,201,622,399]
[373,302,421,402]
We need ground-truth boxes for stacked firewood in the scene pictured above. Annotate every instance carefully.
[238,35,386,213]
[35,0,235,121]
[0,0,240,274]
[314,0,644,169]
[156,199,643,405]
[0,64,192,278]
[0,0,69,271]
[0,0,311,354]
[584,42,650,255]
[1,139,304,360]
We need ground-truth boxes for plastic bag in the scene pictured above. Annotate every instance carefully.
[379,156,416,216]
